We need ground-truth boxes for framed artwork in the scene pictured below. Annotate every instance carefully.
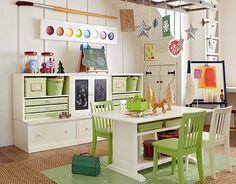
[188,60,227,106]
[144,44,156,61]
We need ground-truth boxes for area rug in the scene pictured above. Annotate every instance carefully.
[42,154,236,184]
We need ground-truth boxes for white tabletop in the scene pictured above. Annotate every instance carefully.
[91,106,212,124]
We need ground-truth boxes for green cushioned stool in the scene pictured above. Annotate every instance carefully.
[152,111,206,184]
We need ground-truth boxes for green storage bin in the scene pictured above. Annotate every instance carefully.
[126,77,138,91]
[126,100,148,112]
[46,77,64,95]
[24,78,46,97]
[138,121,163,132]
[112,77,127,93]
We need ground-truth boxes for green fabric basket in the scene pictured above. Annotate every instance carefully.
[46,77,64,95]
[72,153,100,177]
[126,77,138,91]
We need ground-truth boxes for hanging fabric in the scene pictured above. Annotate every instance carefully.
[162,0,170,37]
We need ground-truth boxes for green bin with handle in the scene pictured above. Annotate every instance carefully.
[46,77,64,95]
[126,77,138,91]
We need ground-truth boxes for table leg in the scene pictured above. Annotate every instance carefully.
[107,120,146,182]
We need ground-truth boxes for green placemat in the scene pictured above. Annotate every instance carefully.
[42,154,236,184]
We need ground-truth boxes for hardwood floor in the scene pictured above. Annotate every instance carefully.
[1,130,236,164]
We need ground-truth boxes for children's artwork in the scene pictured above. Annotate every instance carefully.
[188,61,227,105]
[119,9,135,32]
[41,19,118,44]
[144,44,156,61]
[198,66,217,88]
[168,39,181,57]
[162,15,170,37]
[79,45,108,72]
[194,68,202,79]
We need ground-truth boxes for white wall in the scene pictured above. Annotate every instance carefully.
[0,0,140,147]
[220,0,236,107]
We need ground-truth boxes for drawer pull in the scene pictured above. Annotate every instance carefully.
[85,128,88,131]
[64,130,69,134]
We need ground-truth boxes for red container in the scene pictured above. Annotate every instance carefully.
[143,140,156,161]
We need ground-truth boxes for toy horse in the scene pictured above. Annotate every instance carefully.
[154,99,168,113]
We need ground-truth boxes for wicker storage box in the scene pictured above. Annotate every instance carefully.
[24,78,46,97]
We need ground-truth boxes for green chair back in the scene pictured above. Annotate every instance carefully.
[178,111,206,155]
[90,101,113,130]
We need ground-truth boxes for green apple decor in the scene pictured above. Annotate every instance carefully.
[126,94,149,112]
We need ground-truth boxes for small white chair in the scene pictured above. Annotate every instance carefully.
[202,106,232,179]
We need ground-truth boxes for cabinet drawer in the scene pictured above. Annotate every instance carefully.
[25,97,69,106]
[29,121,76,146]
[160,65,176,76]
[138,121,163,132]
[77,119,92,144]
[164,118,182,128]
[25,111,67,120]
[25,104,68,114]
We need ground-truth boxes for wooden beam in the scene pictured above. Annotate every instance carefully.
[172,3,193,9]
[121,0,188,13]
[185,7,207,12]
[182,0,217,10]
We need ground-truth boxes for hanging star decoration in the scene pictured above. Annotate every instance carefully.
[153,18,159,29]
[136,20,152,38]
[179,35,184,51]
[185,24,198,40]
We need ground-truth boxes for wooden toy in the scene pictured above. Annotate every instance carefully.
[156,99,168,113]
[166,83,174,110]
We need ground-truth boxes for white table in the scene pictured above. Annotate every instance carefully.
[91,106,212,182]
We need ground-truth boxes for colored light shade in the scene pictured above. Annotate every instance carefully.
[66,28,73,37]
[84,30,91,38]
[56,27,64,36]
[100,31,107,39]
[108,32,114,40]
[92,30,99,39]
[46,26,54,35]
[75,29,82,38]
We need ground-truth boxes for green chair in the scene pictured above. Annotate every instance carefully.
[152,111,206,184]
[90,101,113,164]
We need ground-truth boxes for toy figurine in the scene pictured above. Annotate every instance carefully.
[166,83,174,110]
[59,112,71,119]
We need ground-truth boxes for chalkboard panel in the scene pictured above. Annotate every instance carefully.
[94,79,107,102]
[75,79,88,110]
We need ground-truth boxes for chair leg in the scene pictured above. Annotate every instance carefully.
[185,155,189,171]
[171,157,176,174]
[91,134,97,156]
[153,146,158,179]
[177,156,184,184]
[196,150,205,184]
[224,137,232,172]
[108,135,113,164]
[208,147,216,179]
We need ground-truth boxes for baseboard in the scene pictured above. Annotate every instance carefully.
[0,135,13,147]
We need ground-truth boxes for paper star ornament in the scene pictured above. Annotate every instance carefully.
[136,20,152,38]
[185,24,198,40]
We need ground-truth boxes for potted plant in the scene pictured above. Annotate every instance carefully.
[126,94,149,112]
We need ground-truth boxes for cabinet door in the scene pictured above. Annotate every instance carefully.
[160,65,176,104]
[71,76,91,115]
[145,65,161,101]
[92,76,110,102]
